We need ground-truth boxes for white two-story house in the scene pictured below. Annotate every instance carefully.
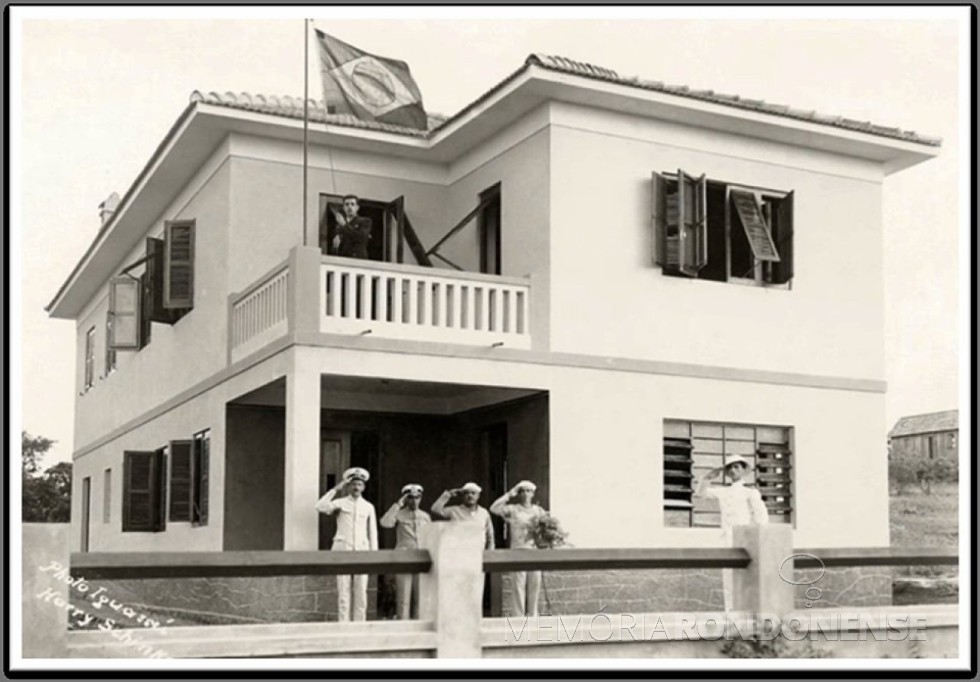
[47,54,939,620]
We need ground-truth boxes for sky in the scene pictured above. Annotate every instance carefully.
[11,6,969,466]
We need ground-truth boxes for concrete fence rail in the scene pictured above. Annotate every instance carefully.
[20,523,959,660]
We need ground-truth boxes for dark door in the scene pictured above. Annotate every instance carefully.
[319,431,351,551]
[481,423,508,616]
[319,195,388,262]
[80,477,91,552]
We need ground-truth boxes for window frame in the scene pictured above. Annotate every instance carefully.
[662,418,795,529]
[191,429,210,527]
[103,467,112,523]
[657,171,793,289]
[83,327,96,391]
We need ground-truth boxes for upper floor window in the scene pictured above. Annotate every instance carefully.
[83,327,96,391]
[652,170,794,287]
[663,418,793,528]
[104,312,117,375]
[108,221,195,353]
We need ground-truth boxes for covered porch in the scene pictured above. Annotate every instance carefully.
[222,373,549,617]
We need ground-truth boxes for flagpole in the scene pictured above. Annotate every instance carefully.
[302,18,310,247]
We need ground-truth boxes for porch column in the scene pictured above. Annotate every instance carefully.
[282,349,321,550]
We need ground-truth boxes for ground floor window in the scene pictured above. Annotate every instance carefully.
[122,448,167,532]
[663,419,793,528]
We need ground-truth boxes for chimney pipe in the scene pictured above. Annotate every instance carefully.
[99,192,121,227]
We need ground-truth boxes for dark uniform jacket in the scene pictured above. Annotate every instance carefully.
[335,216,372,259]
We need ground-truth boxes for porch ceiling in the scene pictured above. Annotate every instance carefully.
[230,375,542,416]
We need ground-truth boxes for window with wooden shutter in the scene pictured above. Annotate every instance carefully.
[652,171,792,287]
[662,170,708,277]
[164,220,195,309]
[108,278,140,350]
[770,191,794,284]
[104,312,116,374]
[192,430,210,526]
[146,237,185,324]
[83,327,96,390]
[730,189,781,263]
[122,450,166,532]
[168,440,193,522]
[651,172,668,266]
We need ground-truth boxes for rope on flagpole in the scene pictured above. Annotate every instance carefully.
[302,18,310,247]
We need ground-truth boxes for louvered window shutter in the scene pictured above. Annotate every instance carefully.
[675,170,709,277]
[192,435,210,526]
[168,440,193,522]
[730,189,781,262]
[651,172,667,266]
[108,278,141,349]
[164,220,195,309]
[123,451,156,531]
[771,191,794,284]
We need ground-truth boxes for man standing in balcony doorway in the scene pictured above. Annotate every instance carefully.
[315,467,378,621]
[331,194,372,259]
[380,484,431,620]
[490,480,545,617]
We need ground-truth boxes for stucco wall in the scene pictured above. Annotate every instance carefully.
[73,150,232,449]
[548,102,886,380]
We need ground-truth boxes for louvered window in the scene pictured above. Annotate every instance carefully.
[663,419,794,528]
[164,220,195,310]
[653,171,793,287]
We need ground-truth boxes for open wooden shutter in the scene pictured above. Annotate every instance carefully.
[108,278,140,350]
[770,191,794,284]
[384,196,432,266]
[122,450,163,531]
[192,435,210,526]
[651,172,667,266]
[730,189,780,263]
[146,238,181,323]
[673,170,708,277]
[164,220,195,309]
[168,440,193,522]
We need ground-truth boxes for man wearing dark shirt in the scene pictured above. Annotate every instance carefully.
[331,194,372,259]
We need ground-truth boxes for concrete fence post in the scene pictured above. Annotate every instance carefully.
[22,523,71,658]
[287,244,323,335]
[731,524,795,616]
[419,522,485,658]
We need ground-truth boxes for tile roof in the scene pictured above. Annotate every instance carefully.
[190,52,941,147]
[525,54,942,147]
[889,410,959,437]
[189,90,448,137]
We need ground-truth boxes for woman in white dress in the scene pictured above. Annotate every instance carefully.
[693,455,769,611]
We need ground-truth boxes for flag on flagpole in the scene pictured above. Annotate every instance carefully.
[314,30,428,131]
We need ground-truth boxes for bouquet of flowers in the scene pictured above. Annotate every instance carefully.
[527,512,570,549]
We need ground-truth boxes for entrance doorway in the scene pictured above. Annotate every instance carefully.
[319,195,392,263]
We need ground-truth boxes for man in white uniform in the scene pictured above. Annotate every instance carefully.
[694,455,769,611]
[379,483,431,620]
[315,467,378,621]
[490,480,546,617]
[431,482,495,550]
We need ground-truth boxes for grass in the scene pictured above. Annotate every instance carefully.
[888,481,958,604]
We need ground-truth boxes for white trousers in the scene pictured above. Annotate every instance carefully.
[336,573,368,622]
[505,571,542,617]
[395,572,420,620]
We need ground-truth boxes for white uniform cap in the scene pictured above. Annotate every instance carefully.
[401,483,423,496]
[724,455,752,470]
[515,480,537,492]
[460,482,482,494]
[343,467,370,482]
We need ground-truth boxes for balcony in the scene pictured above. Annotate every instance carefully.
[228,248,533,364]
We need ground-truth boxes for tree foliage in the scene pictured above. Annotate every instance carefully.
[889,446,958,495]
[22,431,71,523]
